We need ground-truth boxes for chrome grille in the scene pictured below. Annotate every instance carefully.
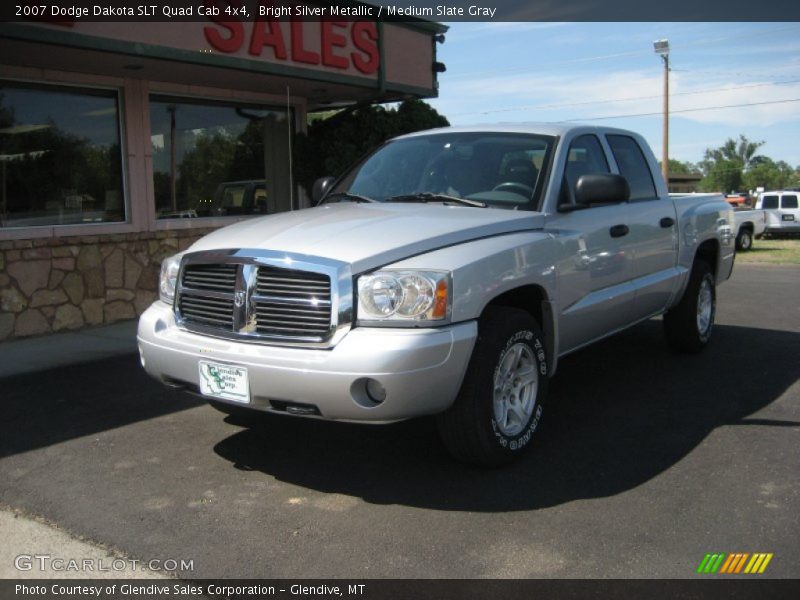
[181,264,237,292]
[174,255,342,346]
[254,267,331,336]
[178,264,236,328]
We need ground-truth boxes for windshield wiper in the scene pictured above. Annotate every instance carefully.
[323,192,377,204]
[383,192,487,208]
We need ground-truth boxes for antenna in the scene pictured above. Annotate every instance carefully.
[287,86,294,212]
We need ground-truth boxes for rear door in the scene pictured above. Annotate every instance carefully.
[605,134,679,319]
[779,193,800,229]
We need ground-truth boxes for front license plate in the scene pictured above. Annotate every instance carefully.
[198,361,250,403]
[782,214,795,221]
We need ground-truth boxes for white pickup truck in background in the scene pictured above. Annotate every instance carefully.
[732,208,766,250]
[139,124,736,466]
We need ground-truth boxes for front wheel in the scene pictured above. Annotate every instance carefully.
[436,307,548,467]
[663,260,716,354]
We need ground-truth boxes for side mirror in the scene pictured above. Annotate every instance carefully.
[575,174,630,206]
[312,176,335,205]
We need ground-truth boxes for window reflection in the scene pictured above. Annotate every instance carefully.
[150,97,290,219]
[0,81,124,228]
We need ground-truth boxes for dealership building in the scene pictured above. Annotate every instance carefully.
[0,12,445,339]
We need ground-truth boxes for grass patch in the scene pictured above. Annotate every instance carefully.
[738,238,800,265]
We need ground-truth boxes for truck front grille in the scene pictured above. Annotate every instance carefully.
[176,258,338,344]
[254,267,332,336]
[181,264,237,293]
[178,264,236,327]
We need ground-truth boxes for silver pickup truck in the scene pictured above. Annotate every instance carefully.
[138,124,735,466]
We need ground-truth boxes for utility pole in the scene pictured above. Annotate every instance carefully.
[654,39,670,188]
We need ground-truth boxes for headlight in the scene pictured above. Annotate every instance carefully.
[357,270,450,324]
[159,255,181,304]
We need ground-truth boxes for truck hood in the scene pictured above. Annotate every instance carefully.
[189,203,544,272]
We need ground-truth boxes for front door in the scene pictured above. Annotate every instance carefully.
[547,134,636,354]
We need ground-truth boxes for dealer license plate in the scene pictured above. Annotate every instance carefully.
[198,361,250,403]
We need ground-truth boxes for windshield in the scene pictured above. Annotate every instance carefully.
[328,132,555,210]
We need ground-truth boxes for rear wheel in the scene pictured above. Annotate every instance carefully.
[735,228,753,251]
[436,307,548,467]
[663,260,716,354]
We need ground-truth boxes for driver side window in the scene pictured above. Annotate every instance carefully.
[561,135,610,206]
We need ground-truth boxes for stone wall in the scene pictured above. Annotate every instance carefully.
[0,229,216,341]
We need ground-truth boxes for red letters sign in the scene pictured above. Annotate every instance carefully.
[203,18,380,75]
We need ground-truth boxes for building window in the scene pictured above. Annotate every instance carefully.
[149,96,292,219]
[0,80,124,229]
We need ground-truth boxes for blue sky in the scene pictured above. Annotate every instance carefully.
[427,22,800,167]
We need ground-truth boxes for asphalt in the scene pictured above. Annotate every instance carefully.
[0,263,798,579]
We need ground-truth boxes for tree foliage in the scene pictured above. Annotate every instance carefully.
[663,159,700,175]
[699,134,764,174]
[742,157,798,191]
[699,159,743,194]
[293,99,449,196]
[698,134,771,193]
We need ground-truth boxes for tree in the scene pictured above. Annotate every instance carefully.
[698,135,765,192]
[700,159,743,193]
[661,159,699,175]
[293,99,449,196]
[699,134,764,174]
[742,157,797,191]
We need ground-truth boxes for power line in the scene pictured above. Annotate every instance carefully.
[444,24,800,81]
[449,79,800,117]
[563,98,800,122]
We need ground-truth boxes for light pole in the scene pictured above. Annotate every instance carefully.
[654,39,670,188]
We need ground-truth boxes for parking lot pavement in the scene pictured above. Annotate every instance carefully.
[0,263,798,579]
[0,509,168,579]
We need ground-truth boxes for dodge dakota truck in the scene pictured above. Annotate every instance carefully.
[138,124,735,466]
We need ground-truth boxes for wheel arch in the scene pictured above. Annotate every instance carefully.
[695,238,720,279]
[481,284,558,376]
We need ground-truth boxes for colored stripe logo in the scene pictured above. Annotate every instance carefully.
[697,553,773,574]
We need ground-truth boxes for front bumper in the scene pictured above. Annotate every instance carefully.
[137,302,477,422]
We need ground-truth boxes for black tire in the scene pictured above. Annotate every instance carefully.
[735,228,753,251]
[663,260,716,354]
[436,307,548,467]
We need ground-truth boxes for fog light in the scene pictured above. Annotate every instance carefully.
[365,379,386,404]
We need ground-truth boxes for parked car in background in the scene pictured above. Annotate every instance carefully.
[732,208,766,251]
[756,191,800,236]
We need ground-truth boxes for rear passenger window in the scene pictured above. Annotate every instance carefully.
[782,195,798,209]
[761,195,779,209]
[607,135,658,201]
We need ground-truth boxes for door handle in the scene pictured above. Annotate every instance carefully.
[609,224,629,238]
[660,217,675,228]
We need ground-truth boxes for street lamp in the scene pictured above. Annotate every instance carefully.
[654,39,670,187]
